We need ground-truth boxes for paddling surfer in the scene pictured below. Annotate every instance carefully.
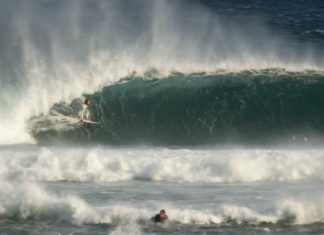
[152,210,168,224]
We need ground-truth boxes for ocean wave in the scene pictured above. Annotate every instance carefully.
[1,0,323,145]
[28,71,324,145]
[0,180,324,226]
[1,147,324,183]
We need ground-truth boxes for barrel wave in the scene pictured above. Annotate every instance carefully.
[1,0,324,145]
[29,70,324,145]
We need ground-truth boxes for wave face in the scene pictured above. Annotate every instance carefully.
[0,0,324,145]
[30,71,324,145]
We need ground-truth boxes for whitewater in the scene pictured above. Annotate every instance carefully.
[1,0,324,234]
[1,147,324,183]
[2,146,324,234]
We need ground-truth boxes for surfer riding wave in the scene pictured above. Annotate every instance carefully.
[80,98,92,123]
[79,98,100,125]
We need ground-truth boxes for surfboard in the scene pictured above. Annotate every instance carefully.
[82,120,100,124]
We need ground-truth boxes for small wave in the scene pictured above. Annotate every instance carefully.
[305,29,324,36]
[0,180,324,226]
[1,147,324,183]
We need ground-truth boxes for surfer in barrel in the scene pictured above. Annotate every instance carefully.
[79,98,100,125]
[80,98,91,123]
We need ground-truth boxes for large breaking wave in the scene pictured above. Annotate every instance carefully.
[0,0,323,145]
[30,71,324,145]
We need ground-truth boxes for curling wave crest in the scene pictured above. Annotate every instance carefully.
[29,71,324,146]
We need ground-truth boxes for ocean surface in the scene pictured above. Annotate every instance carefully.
[1,0,324,234]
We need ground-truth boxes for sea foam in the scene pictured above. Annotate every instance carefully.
[0,147,323,183]
[0,179,323,226]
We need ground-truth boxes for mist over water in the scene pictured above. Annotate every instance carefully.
[0,0,323,145]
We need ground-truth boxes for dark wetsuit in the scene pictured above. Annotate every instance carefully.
[152,214,168,223]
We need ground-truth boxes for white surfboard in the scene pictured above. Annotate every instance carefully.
[82,120,100,124]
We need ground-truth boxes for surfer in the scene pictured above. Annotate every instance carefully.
[152,209,168,224]
[80,98,91,123]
